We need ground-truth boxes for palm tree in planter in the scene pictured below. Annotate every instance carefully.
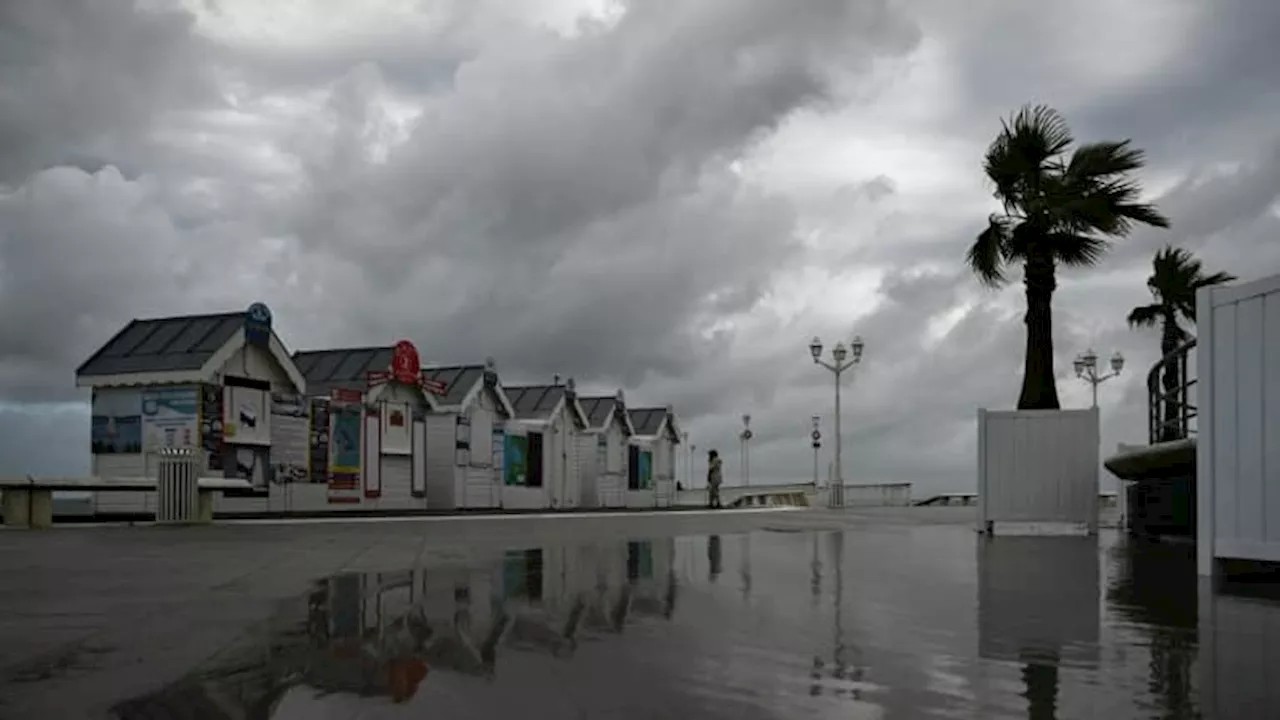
[966,104,1170,409]
[1127,246,1235,441]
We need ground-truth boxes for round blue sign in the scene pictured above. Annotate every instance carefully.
[247,302,272,324]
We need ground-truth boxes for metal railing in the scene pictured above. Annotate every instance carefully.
[1147,338,1197,444]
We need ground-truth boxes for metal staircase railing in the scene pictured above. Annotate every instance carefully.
[1147,338,1197,444]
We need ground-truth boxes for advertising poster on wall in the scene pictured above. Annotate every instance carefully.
[270,392,310,484]
[141,387,199,452]
[504,434,528,486]
[200,384,225,472]
[328,402,362,503]
[308,398,330,485]
[639,450,653,490]
[90,388,142,454]
[223,381,271,446]
[380,401,412,456]
[225,445,270,494]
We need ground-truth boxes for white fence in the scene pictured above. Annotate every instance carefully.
[1196,272,1280,576]
[155,449,201,524]
[977,408,1100,534]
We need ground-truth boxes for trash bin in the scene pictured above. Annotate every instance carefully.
[156,448,200,524]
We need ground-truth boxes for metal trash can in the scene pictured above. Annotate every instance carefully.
[156,448,200,524]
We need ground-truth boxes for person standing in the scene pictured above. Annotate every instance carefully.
[707,449,723,509]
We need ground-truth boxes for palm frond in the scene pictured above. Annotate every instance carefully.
[1049,232,1110,268]
[1067,140,1145,181]
[1126,303,1162,329]
[984,104,1073,214]
[967,215,1011,287]
[1193,270,1236,289]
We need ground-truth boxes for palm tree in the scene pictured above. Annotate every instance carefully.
[1127,246,1235,440]
[967,105,1170,409]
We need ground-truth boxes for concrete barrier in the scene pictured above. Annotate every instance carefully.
[0,476,252,529]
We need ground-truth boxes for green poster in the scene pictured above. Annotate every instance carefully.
[639,450,653,490]
[504,434,528,486]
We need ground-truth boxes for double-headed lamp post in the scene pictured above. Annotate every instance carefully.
[740,414,753,486]
[1073,348,1124,408]
[809,334,864,508]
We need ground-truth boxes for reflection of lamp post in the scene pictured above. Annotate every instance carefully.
[1073,348,1124,408]
[811,416,822,487]
[809,335,865,508]
[740,414,753,486]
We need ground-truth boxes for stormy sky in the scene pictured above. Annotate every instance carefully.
[1,0,1278,495]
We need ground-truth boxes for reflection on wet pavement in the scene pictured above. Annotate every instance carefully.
[109,530,1280,719]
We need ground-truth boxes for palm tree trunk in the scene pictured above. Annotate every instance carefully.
[1018,247,1061,410]
[1159,315,1181,441]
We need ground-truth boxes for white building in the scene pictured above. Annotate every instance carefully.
[75,304,308,516]
[574,391,636,509]
[419,360,517,510]
[627,406,682,509]
[501,380,590,510]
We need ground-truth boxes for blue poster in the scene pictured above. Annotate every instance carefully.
[639,450,653,490]
[90,388,142,454]
[140,386,199,451]
[329,405,362,474]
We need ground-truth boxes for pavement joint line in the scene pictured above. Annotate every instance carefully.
[214,507,806,526]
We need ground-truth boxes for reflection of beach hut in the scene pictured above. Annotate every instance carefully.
[500,379,590,510]
[627,406,682,508]
[574,391,635,509]
[291,341,442,512]
[74,304,307,516]
[419,360,517,510]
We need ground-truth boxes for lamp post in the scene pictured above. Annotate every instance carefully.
[1073,348,1124,408]
[809,334,864,508]
[682,432,691,489]
[740,414,753,486]
[810,415,822,487]
[690,442,697,487]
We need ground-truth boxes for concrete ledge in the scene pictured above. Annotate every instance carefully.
[1104,438,1196,481]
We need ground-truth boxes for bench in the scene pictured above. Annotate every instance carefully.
[0,476,253,529]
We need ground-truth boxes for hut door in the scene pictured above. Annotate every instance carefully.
[527,432,544,488]
[627,445,641,490]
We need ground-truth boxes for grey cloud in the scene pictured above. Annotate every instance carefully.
[0,0,219,186]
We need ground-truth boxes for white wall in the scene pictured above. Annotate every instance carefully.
[1197,273,1280,575]
[977,408,1100,533]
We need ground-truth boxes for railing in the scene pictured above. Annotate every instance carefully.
[1147,338,1197,444]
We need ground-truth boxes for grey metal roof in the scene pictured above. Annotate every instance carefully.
[503,385,566,420]
[628,407,668,437]
[421,365,487,407]
[292,346,394,397]
[577,396,616,429]
[76,312,245,377]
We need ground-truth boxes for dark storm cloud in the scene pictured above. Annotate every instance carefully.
[0,0,218,186]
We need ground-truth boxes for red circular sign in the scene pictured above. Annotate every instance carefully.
[392,340,420,385]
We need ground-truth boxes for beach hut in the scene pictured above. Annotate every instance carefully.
[627,406,682,508]
[419,359,516,510]
[574,390,635,509]
[501,379,590,510]
[74,303,307,516]
[290,340,443,512]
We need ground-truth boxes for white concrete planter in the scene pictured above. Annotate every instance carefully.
[977,407,1100,535]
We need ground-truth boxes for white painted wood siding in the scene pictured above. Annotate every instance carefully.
[976,408,1100,533]
[1197,273,1280,574]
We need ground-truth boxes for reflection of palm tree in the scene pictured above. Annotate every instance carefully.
[1021,650,1060,720]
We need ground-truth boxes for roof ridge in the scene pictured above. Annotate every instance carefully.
[292,344,394,357]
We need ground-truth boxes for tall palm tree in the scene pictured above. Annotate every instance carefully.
[1127,246,1235,440]
[967,105,1170,409]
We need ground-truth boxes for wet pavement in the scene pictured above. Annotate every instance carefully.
[3,508,1280,719]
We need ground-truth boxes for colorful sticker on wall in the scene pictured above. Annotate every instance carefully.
[380,401,412,456]
[308,398,331,484]
[504,434,528,486]
[223,445,271,495]
[140,386,199,452]
[223,383,270,445]
[200,384,225,472]
[90,388,142,455]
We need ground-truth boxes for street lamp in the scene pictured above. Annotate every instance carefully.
[1073,348,1124,408]
[810,416,822,487]
[739,414,753,486]
[809,334,864,508]
[682,432,691,489]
